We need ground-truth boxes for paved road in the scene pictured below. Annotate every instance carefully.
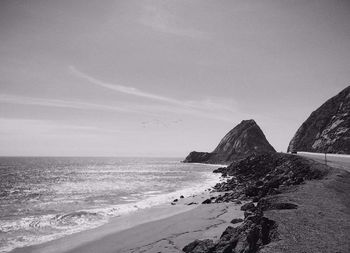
[296,152,350,172]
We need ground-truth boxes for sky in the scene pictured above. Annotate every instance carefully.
[0,0,350,157]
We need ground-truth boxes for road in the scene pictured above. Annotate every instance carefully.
[296,152,350,172]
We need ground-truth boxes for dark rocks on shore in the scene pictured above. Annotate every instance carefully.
[183,205,278,253]
[240,202,255,211]
[230,218,244,224]
[213,153,326,203]
[288,85,350,154]
[202,199,212,204]
[183,239,215,253]
[183,120,276,164]
[183,151,214,163]
[180,195,184,198]
[183,152,328,253]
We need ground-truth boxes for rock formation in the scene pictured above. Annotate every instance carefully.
[288,86,350,154]
[183,153,328,253]
[184,119,276,164]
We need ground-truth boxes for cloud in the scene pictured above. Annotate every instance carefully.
[70,66,237,112]
[2,64,242,123]
[0,92,242,123]
[68,66,246,122]
[0,118,121,136]
[69,66,180,104]
[0,94,142,114]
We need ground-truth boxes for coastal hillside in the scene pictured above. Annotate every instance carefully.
[184,120,276,164]
[288,86,350,154]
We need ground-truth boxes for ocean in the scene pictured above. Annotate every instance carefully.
[0,157,221,253]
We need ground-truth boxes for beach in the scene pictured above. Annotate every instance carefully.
[11,191,244,253]
[8,154,350,253]
[0,157,223,253]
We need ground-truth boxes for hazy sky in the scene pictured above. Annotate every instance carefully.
[0,0,349,156]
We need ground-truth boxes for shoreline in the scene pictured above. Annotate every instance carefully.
[9,154,350,253]
[9,164,230,253]
[3,162,223,253]
[11,188,244,253]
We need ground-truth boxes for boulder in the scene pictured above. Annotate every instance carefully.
[241,202,255,211]
[202,199,212,204]
[230,218,244,224]
[183,239,214,253]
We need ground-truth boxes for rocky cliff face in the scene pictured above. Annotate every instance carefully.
[288,86,350,154]
[184,120,276,164]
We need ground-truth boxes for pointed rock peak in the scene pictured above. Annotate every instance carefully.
[184,119,276,164]
[240,119,257,125]
[213,119,275,156]
[288,85,350,154]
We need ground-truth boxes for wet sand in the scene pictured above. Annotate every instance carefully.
[11,191,243,253]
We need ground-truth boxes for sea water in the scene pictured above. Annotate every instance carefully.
[0,157,221,252]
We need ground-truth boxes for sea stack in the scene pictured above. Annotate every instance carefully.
[288,86,350,154]
[184,119,276,164]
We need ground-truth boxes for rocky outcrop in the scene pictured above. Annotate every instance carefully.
[183,153,328,253]
[183,151,213,163]
[184,120,276,164]
[212,153,326,202]
[288,86,350,154]
[183,211,278,253]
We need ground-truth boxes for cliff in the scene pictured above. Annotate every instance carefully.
[184,119,276,164]
[288,86,350,154]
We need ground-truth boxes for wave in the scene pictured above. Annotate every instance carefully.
[0,169,221,253]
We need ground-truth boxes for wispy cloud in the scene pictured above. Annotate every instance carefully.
[0,118,121,137]
[69,66,237,114]
[69,66,181,104]
[1,65,241,122]
[0,92,241,123]
[0,94,141,114]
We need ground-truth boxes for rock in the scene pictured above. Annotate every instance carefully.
[230,218,244,224]
[288,86,350,154]
[182,151,213,163]
[183,119,276,164]
[187,202,197,205]
[245,186,260,197]
[180,195,184,198]
[171,202,176,205]
[183,239,214,253]
[184,209,278,253]
[244,210,254,219]
[173,199,178,202]
[212,153,326,202]
[202,198,212,204]
[241,202,255,211]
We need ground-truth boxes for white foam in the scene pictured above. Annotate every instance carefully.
[0,168,221,253]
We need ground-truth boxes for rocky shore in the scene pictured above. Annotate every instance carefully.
[11,153,349,253]
[182,153,349,253]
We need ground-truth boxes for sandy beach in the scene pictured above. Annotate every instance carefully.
[11,190,244,253]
